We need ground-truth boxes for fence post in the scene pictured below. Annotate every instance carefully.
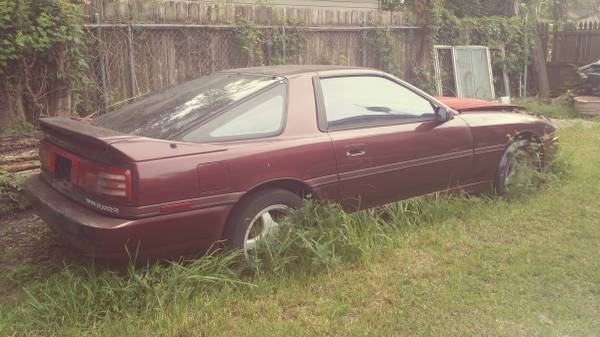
[281,8,287,64]
[282,25,287,63]
[95,13,109,111]
[361,14,367,67]
[501,45,510,98]
[126,24,137,98]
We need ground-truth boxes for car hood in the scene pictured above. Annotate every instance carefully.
[437,97,522,113]
[457,111,557,137]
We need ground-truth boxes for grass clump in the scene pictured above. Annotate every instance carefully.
[0,170,28,218]
[513,97,578,119]
[0,122,35,137]
[502,143,571,199]
[12,251,250,332]
[249,195,468,274]
[8,193,485,335]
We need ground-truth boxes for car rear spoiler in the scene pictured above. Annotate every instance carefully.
[40,117,227,162]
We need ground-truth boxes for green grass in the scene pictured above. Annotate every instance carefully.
[513,97,578,119]
[2,122,600,337]
[0,122,35,137]
[0,170,28,218]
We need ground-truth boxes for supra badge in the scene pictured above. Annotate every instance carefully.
[85,198,119,214]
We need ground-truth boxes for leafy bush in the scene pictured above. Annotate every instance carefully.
[0,170,28,217]
[0,0,86,124]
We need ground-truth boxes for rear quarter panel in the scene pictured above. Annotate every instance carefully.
[133,74,339,206]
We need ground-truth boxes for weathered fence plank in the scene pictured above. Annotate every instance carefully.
[86,1,408,26]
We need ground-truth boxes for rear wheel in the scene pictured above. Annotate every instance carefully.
[495,139,541,196]
[223,189,303,257]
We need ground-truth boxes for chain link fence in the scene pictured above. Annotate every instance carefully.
[80,24,426,117]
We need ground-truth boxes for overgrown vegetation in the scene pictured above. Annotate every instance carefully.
[429,2,532,95]
[514,97,578,119]
[0,170,28,218]
[0,0,87,126]
[2,122,588,336]
[443,0,520,17]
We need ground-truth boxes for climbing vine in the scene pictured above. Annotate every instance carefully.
[369,29,403,76]
[233,16,304,67]
[0,0,87,126]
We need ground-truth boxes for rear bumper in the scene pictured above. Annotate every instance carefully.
[24,174,233,259]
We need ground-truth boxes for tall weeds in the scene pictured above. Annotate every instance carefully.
[10,151,569,333]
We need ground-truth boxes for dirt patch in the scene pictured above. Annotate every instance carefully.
[0,211,86,274]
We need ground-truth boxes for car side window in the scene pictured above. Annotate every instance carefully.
[320,76,436,130]
[181,84,286,143]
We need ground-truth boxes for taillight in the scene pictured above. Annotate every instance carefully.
[39,142,53,172]
[78,160,132,202]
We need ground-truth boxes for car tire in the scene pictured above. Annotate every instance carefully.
[495,139,541,196]
[223,188,303,256]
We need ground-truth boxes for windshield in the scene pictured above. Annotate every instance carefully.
[93,73,279,139]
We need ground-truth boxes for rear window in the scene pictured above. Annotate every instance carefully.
[92,73,280,140]
[180,83,286,143]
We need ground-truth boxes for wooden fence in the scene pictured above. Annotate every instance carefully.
[0,2,428,125]
[82,0,409,26]
[551,21,600,65]
[79,2,427,116]
[82,23,426,115]
[539,21,600,96]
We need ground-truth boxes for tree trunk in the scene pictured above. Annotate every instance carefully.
[12,81,28,125]
[531,33,551,98]
[527,2,551,99]
[504,0,519,16]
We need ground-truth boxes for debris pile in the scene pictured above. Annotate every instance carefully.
[575,61,600,116]
[0,132,41,175]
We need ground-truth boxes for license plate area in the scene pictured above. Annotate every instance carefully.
[55,154,72,181]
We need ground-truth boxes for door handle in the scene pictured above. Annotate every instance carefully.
[346,149,366,157]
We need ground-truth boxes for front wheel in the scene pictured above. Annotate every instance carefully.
[495,139,542,196]
[223,188,303,257]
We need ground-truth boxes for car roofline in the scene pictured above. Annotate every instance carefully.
[219,65,380,78]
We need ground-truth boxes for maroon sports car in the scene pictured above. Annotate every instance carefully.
[24,65,558,259]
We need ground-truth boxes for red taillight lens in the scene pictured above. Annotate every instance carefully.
[78,160,131,201]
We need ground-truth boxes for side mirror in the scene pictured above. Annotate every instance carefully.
[435,106,453,122]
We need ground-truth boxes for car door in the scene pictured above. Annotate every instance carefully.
[316,74,474,209]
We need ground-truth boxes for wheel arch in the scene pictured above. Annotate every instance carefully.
[243,178,315,200]
[512,129,542,144]
[220,178,314,239]
[494,129,544,195]
[511,129,544,160]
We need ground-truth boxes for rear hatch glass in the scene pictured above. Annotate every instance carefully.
[92,73,278,140]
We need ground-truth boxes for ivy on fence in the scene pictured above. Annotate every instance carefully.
[233,18,305,67]
[0,0,87,128]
